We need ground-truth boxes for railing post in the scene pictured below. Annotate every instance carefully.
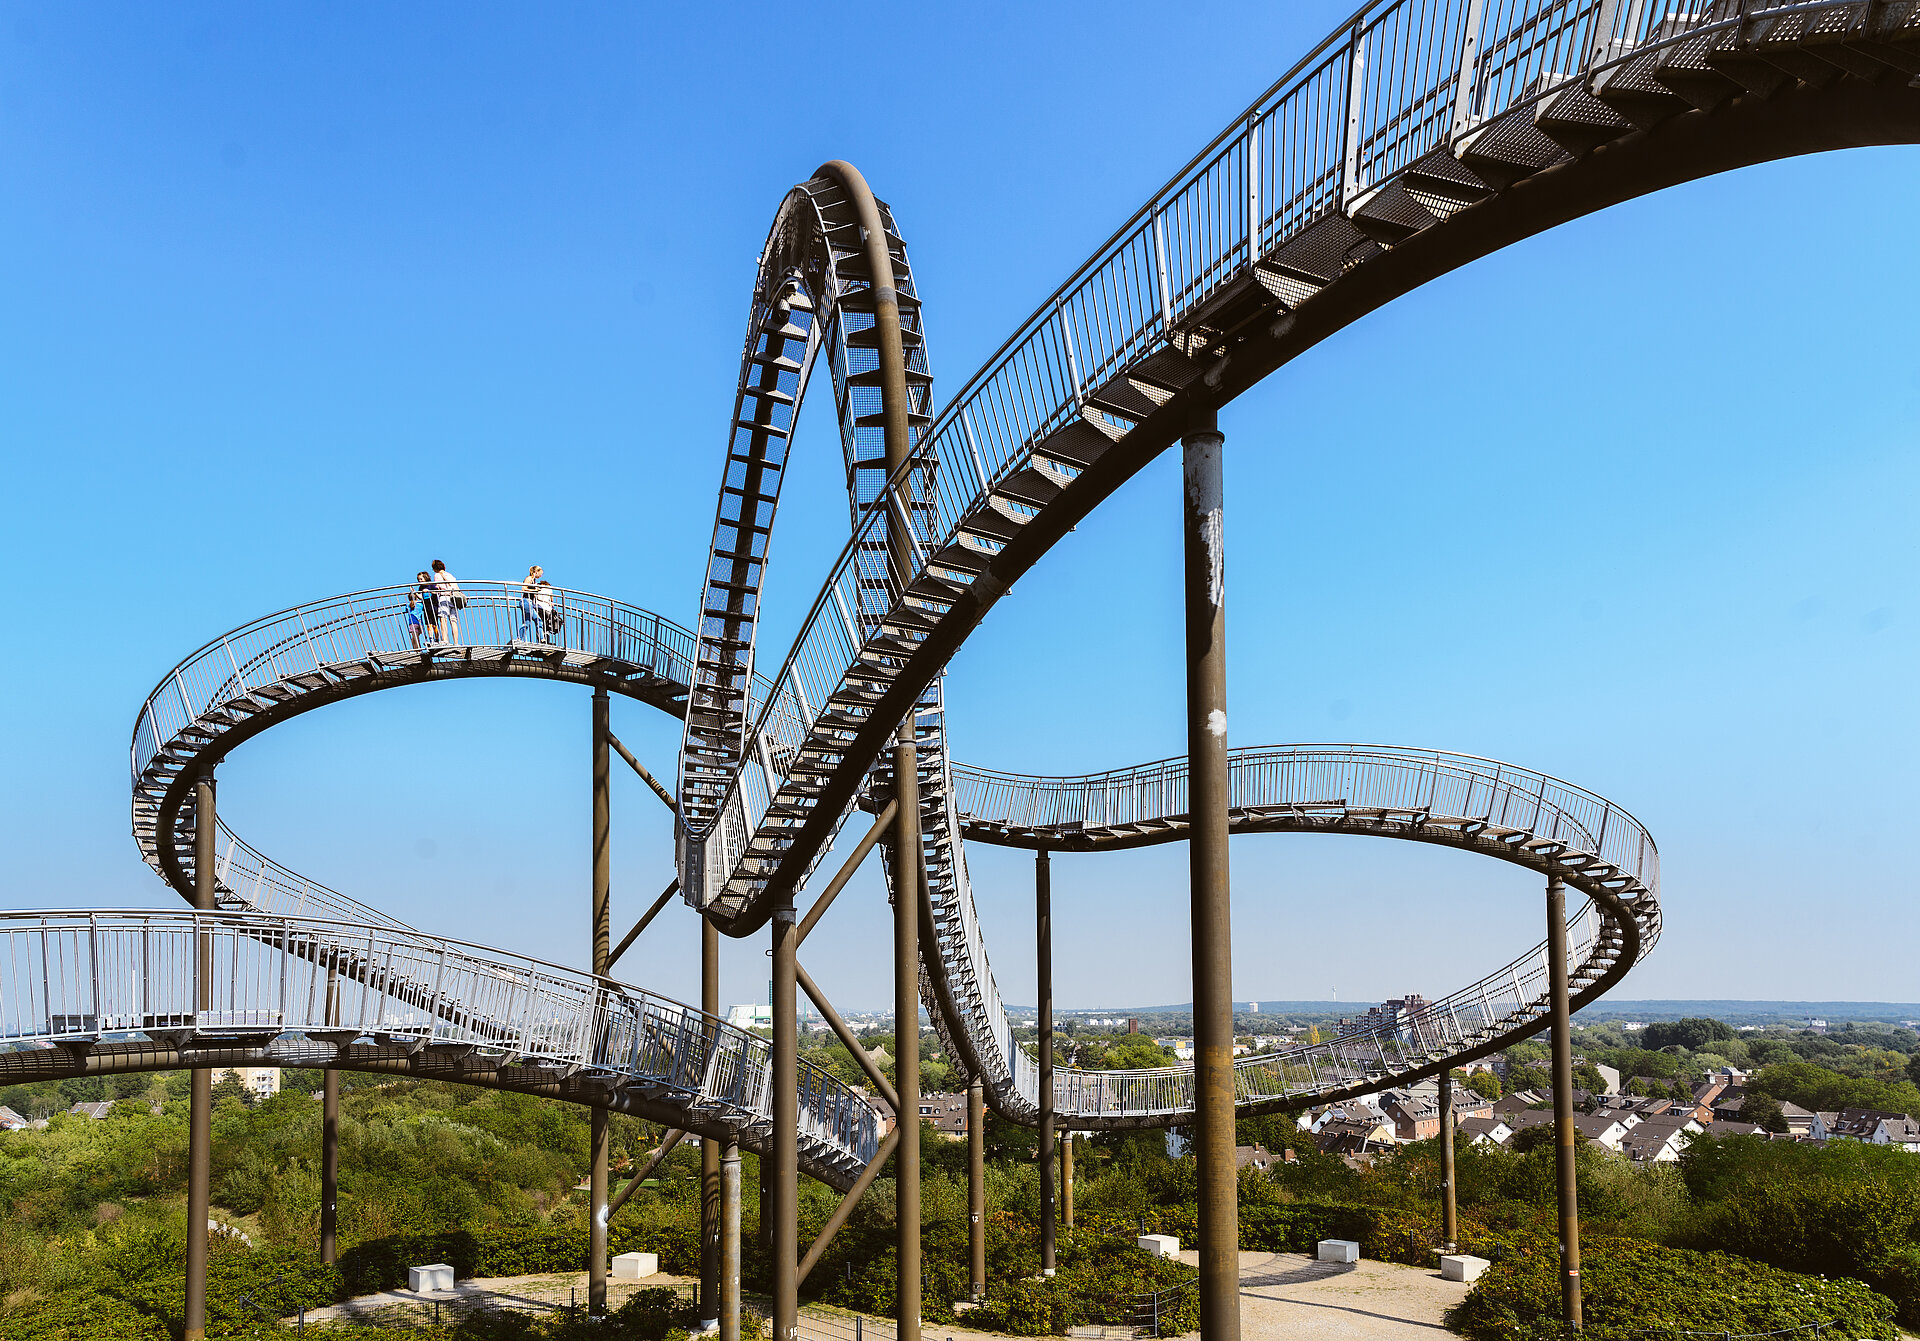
[1451,0,1489,138]
[1341,23,1369,207]
[1245,118,1261,263]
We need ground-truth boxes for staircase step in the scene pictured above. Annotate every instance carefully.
[1534,81,1635,156]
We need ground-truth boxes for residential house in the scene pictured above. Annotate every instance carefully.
[1621,1114,1703,1163]
[1235,1144,1275,1172]
[916,1092,969,1138]
[68,1101,116,1120]
[1316,1110,1396,1156]
[220,1066,281,1100]
[1458,1115,1514,1147]
[0,1105,28,1130]
[1778,1101,1818,1137]
[1825,1109,1920,1151]
[1382,1093,1441,1142]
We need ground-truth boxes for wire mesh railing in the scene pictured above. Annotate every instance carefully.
[0,910,880,1181]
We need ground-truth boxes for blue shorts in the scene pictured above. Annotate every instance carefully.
[406,609,422,626]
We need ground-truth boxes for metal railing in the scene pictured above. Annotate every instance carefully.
[678,0,1810,912]
[0,909,880,1180]
[131,583,699,789]
[953,744,1659,898]
[950,743,1660,1122]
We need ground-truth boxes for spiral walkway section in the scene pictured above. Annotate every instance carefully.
[5,585,883,1187]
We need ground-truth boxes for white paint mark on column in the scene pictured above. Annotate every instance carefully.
[1202,507,1224,609]
[1207,709,1227,738]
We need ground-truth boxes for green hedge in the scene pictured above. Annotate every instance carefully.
[1447,1235,1899,1341]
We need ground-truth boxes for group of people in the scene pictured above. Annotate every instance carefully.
[403,561,560,648]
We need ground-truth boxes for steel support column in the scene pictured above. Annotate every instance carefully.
[1062,1129,1074,1229]
[1548,876,1583,1330]
[320,968,339,1264]
[1183,412,1240,1341]
[1036,848,1056,1276]
[771,896,799,1341]
[589,688,611,1316]
[720,1140,742,1341]
[701,919,721,1334]
[185,777,216,1341]
[1439,1069,1457,1251]
[893,737,922,1341]
[968,1076,985,1300]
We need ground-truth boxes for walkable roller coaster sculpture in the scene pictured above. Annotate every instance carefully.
[6,1,1919,1336]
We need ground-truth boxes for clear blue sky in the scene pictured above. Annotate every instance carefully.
[4,3,1915,1015]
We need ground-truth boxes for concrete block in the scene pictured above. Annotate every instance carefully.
[612,1251,659,1280]
[408,1263,454,1293]
[1441,1254,1491,1283]
[1317,1239,1360,1264]
[1137,1233,1180,1259]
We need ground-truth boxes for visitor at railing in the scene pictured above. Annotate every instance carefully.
[406,571,437,650]
[429,559,464,644]
[517,565,558,644]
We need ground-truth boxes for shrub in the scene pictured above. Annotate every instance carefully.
[1447,1235,1898,1341]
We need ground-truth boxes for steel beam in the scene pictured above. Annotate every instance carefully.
[590,689,611,1317]
[607,729,678,813]
[720,1140,741,1341]
[797,1126,902,1285]
[701,917,721,1334]
[608,877,680,972]
[1439,1069,1457,1251]
[797,961,898,1111]
[893,738,922,1341]
[968,1077,985,1300]
[1548,876,1583,1330]
[1037,848,1056,1276]
[606,1128,685,1220]
[771,896,799,1341]
[1183,412,1240,1341]
[184,776,216,1341]
[795,799,897,948]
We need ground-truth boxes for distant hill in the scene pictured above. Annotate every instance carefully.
[1019,1000,1920,1028]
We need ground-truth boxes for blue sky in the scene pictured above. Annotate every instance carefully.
[3,3,1915,1015]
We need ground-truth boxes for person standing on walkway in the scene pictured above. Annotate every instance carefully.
[518,565,550,643]
[406,572,438,649]
[430,559,462,645]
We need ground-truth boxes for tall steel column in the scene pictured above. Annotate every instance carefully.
[589,689,612,1316]
[893,737,922,1341]
[701,920,721,1333]
[967,1076,985,1300]
[184,777,216,1341]
[1061,1130,1073,1229]
[1439,1070,1457,1251]
[320,969,339,1265]
[720,1139,742,1341]
[1036,849,1056,1276]
[771,896,799,1341]
[1547,876,1583,1330]
[1183,412,1240,1341]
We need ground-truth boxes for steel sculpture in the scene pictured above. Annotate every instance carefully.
[1,0,1913,1334]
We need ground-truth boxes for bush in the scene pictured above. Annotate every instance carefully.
[1447,1235,1898,1341]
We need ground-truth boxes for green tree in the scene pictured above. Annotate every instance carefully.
[1463,1070,1501,1100]
[1643,1017,1735,1050]
[1739,1094,1789,1134]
